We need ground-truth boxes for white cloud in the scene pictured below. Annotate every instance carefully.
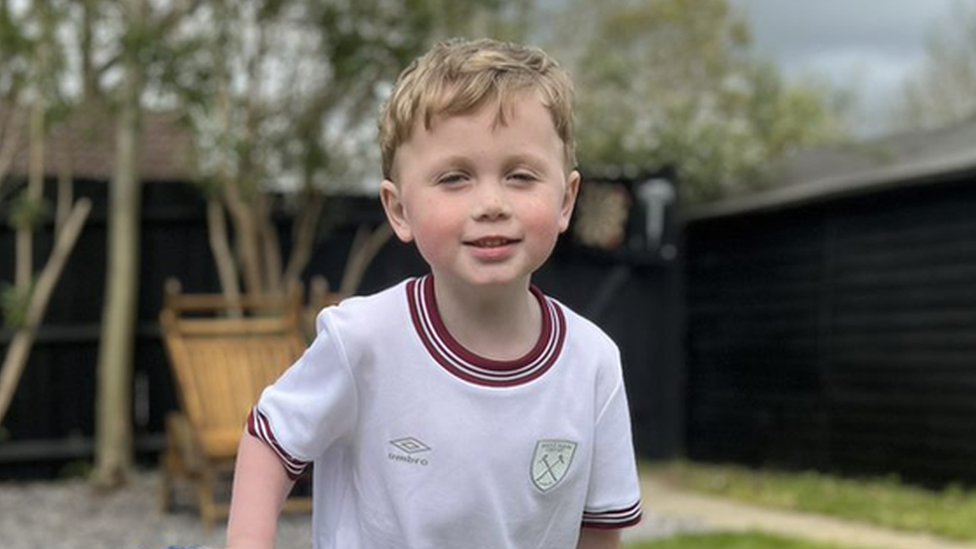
[731,0,961,136]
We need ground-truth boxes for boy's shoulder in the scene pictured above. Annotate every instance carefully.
[315,279,412,332]
[544,293,625,395]
[544,292,619,356]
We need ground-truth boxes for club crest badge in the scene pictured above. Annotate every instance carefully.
[531,440,577,492]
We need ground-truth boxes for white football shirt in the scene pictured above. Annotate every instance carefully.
[250,275,642,549]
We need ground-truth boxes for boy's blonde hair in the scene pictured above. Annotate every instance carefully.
[379,38,576,180]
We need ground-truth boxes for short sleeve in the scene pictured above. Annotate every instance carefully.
[248,310,358,479]
[582,373,643,529]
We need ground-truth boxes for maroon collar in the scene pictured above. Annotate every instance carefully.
[406,275,566,387]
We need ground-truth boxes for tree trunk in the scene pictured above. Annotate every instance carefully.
[206,197,242,313]
[0,106,25,189]
[15,98,45,288]
[55,143,74,235]
[91,1,144,487]
[209,17,242,305]
[80,0,100,102]
[224,187,265,295]
[257,195,282,293]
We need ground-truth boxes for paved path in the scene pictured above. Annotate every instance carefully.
[635,476,976,549]
[4,468,974,549]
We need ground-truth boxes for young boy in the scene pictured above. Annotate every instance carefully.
[225,38,643,549]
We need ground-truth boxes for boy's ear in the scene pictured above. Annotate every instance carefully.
[380,179,414,243]
[558,170,581,233]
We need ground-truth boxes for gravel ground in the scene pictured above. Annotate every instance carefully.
[0,470,706,548]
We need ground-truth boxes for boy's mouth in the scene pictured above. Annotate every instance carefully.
[467,237,518,248]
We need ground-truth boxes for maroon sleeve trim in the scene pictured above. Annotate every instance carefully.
[246,408,310,480]
[581,500,643,529]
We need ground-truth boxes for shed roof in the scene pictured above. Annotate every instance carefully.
[1,104,195,183]
[685,115,976,221]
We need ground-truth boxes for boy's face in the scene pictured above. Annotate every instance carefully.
[380,92,579,291]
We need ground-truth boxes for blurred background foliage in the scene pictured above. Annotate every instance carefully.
[894,1,976,132]
[548,0,850,203]
[2,0,975,205]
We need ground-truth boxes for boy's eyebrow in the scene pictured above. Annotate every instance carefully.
[417,154,476,179]
[430,154,475,168]
[503,151,559,170]
[427,152,552,172]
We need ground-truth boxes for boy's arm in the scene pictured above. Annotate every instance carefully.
[225,432,296,549]
[577,527,621,549]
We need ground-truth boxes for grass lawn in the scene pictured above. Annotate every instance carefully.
[646,460,976,541]
[625,531,878,549]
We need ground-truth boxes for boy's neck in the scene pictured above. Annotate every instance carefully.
[431,276,542,362]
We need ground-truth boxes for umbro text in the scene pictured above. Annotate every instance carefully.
[388,452,429,466]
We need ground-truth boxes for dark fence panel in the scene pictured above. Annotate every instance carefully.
[686,208,828,469]
[685,177,976,485]
[826,186,976,482]
[0,178,683,478]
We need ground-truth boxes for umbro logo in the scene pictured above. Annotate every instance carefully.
[390,436,431,454]
[388,436,431,466]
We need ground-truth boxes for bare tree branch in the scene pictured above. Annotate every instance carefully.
[339,223,393,298]
[0,198,92,424]
[155,0,206,34]
[92,0,207,80]
[281,191,325,292]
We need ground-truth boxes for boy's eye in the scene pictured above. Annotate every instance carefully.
[509,172,539,184]
[436,172,468,186]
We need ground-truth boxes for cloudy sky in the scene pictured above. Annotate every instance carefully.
[731,0,964,137]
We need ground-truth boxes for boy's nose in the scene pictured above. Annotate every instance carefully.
[473,183,511,220]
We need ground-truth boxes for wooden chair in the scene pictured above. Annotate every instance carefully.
[158,279,315,529]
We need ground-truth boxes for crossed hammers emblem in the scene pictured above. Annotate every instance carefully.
[531,440,577,492]
[535,453,566,485]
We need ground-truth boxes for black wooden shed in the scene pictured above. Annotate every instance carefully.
[682,117,976,485]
